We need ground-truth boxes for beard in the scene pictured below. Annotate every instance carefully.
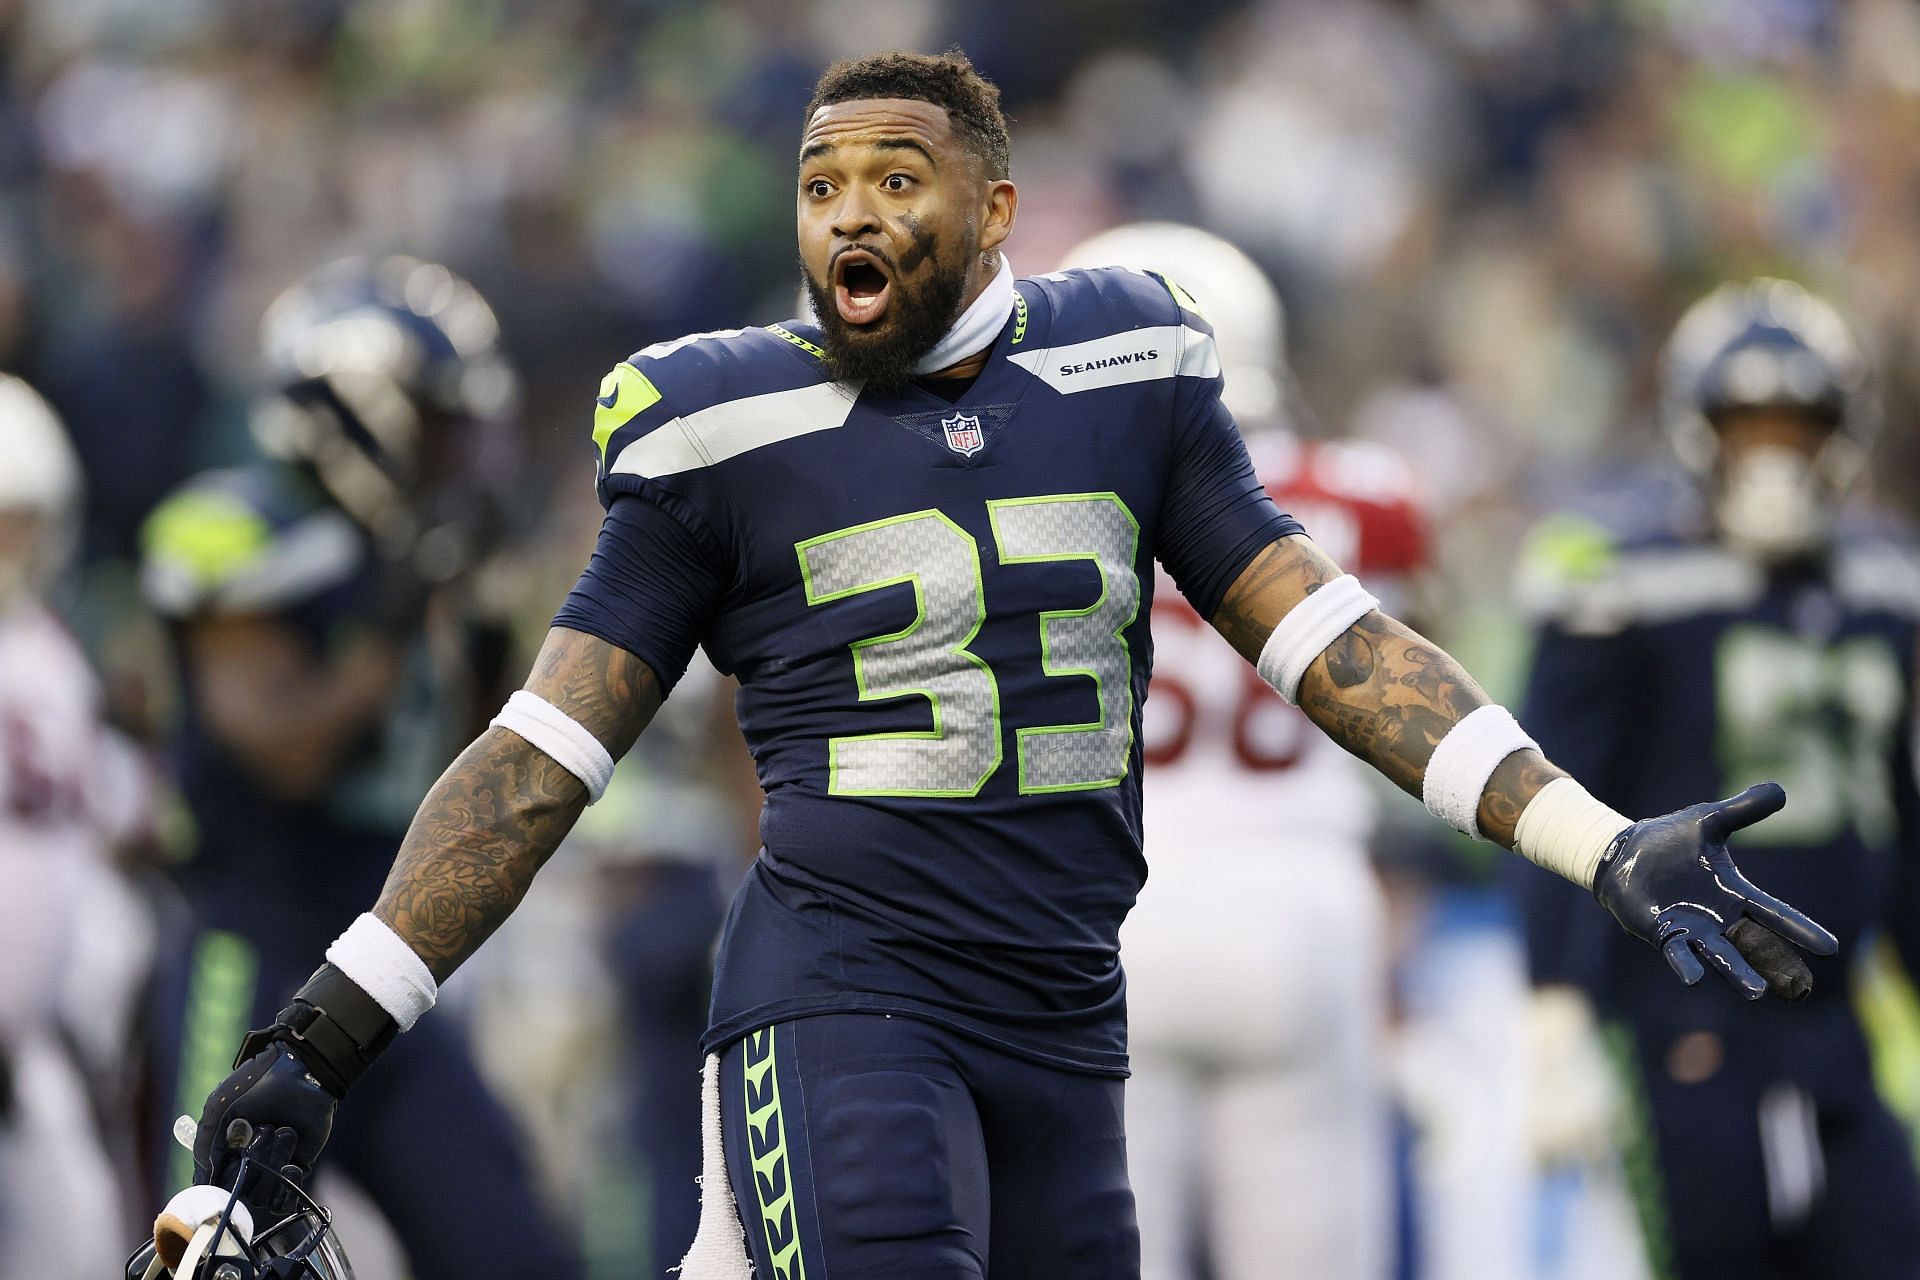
[802,242,972,393]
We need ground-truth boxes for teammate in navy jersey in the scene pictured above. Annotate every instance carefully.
[1514,279,1920,1280]
[141,258,579,1278]
[186,52,1838,1280]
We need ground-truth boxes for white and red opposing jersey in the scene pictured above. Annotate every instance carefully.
[0,602,105,834]
[1140,434,1429,855]
[0,600,140,1040]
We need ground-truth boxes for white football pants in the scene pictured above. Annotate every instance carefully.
[1121,846,1392,1280]
[0,1035,128,1279]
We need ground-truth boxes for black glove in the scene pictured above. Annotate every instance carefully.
[194,964,397,1209]
[193,1042,336,1215]
[1593,782,1838,1000]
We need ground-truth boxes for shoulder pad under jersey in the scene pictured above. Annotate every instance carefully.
[1009,266,1220,395]
[141,466,362,619]
[593,322,853,495]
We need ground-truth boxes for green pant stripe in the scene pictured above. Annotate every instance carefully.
[742,1025,808,1280]
[170,930,258,1190]
[1602,1021,1678,1280]
[583,1139,653,1280]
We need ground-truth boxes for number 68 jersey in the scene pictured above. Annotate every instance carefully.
[558,266,1301,1073]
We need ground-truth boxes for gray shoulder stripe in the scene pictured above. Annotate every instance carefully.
[1836,548,1920,618]
[1521,547,1765,632]
[609,381,859,480]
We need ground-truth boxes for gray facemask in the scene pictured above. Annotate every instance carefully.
[1713,444,1831,562]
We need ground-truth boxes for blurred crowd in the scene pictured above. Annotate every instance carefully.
[1,0,1916,617]
[2,0,1919,1277]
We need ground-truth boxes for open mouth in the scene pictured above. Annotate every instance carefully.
[833,250,893,326]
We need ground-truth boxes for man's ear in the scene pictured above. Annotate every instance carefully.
[978,180,1017,256]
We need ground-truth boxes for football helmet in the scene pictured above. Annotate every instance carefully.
[0,373,82,606]
[1059,222,1288,428]
[125,1161,354,1280]
[252,255,518,564]
[1660,278,1872,559]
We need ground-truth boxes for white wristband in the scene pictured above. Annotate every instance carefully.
[1422,705,1538,838]
[325,913,437,1031]
[490,690,615,803]
[1256,574,1380,704]
[1514,777,1632,889]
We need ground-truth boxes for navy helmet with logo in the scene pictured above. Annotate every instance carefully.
[252,255,519,560]
[1660,278,1874,557]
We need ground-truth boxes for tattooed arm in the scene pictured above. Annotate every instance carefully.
[1210,534,1563,848]
[372,626,661,982]
[1205,534,1834,1001]
[188,625,661,1190]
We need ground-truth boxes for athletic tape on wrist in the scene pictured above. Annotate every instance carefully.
[1514,776,1631,889]
[324,914,437,1031]
[1255,574,1380,705]
[1421,704,1539,838]
[489,689,615,803]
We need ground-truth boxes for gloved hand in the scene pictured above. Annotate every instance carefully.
[193,962,397,1214]
[1524,985,1620,1166]
[193,1042,336,1215]
[1593,782,1838,1000]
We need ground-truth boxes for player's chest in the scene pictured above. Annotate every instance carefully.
[731,391,1171,592]
[1653,601,1913,847]
[1670,593,1912,724]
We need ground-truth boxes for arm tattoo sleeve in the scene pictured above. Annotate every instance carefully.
[373,628,662,980]
[1210,537,1565,848]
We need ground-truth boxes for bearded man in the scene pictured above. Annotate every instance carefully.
[183,51,1834,1280]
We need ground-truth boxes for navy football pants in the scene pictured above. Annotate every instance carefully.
[718,1013,1139,1279]
[1618,1002,1920,1280]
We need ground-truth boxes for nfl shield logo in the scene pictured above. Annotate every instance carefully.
[941,412,985,457]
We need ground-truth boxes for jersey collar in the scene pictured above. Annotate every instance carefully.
[912,256,1016,377]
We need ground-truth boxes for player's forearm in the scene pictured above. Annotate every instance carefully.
[1294,610,1567,848]
[189,623,405,801]
[374,626,661,981]
[1211,537,1566,848]
[371,728,588,981]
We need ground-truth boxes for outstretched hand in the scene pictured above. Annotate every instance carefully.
[1593,783,1838,1001]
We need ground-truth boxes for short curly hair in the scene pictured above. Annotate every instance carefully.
[805,48,1011,180]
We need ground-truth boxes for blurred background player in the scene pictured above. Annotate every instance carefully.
[137,256,581,1280]
[1513,278,1920,1279]
[1061,223,1426,1280]
[0,374,154,1279]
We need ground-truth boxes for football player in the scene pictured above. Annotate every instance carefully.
[139,258,579,1279]
[0,375,153,1279]
[1514,278,1920,1279]
[190,53,1835,1280]
[1061,222,1417,1280]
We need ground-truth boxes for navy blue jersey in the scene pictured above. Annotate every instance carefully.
[556,267,1301,1072]
[1514,493,1920,1016]
[142,463,458,946]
